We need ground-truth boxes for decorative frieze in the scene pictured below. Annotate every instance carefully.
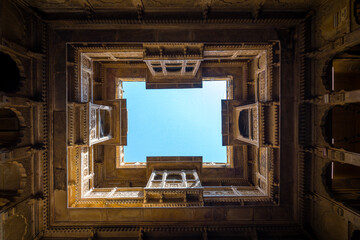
[203,187,264,197]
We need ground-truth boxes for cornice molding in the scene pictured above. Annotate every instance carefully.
[46,17,305,30]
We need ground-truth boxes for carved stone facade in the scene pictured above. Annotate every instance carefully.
[144,167,203,207]
[1,0,360,239]
[63,43,281,210]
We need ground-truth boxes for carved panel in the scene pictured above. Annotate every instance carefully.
[252,107,258,141]
[232,102,260,146]
[79,54,92,103]
[112,191,144,198]
[203,190,237,197]
[236,189,264,196]
[259,147,268,177]
[81,148,89,177]
[81,70,90,102]
[82,55,92,70]
[84,191,107,198]
[258,70,267,102]
[89,108,96,142]
[68,104,75,145]
[203,187,265,197]
[80,147,90,196]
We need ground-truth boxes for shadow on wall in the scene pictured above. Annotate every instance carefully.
[325,44,360,92]
[0,52,23,93]
[0,108,24,151]
[0,161,27,208]
[324,161,360,214]
[322,104,360,154]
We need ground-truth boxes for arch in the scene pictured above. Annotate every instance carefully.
[322,161,334,198]
[324,44,360,91]
[238,109,249,138]
[1,1,26,44]
[324,161,360,213]
[0,161,27,205]
[0,51,25,93]
[322,58,333,91]
[351,230,360,240]
[321,107,333,147]
[99,109,111,138]
[321,104,360,154]
[3,214,27,240]
[0,108,25,151]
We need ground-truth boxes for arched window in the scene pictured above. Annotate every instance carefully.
[351,230,360,240]
[324,161,360,213]
[99,109,111,138]
[322,104,360,154]
[0,161,27,207]
[326,44,360,91]
[0,52,23,93]
[0,108,24,151]
[238,109,249,138]
[2,214,27,240]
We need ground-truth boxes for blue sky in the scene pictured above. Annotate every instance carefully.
[123,81,227,163]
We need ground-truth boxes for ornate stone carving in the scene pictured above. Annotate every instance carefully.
[144,169,203,207]
[232,102,260,146]
[222,100,280,146]
[66,43,282,210]
[0,161,27,200]
[258,70,267,102]
[89,107,96,142]
[259,147,268,177]
[252,106,259,141]
[80,70,90,103]
[80,54,92,103]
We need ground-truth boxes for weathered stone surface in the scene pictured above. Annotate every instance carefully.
[1,0,360,238]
